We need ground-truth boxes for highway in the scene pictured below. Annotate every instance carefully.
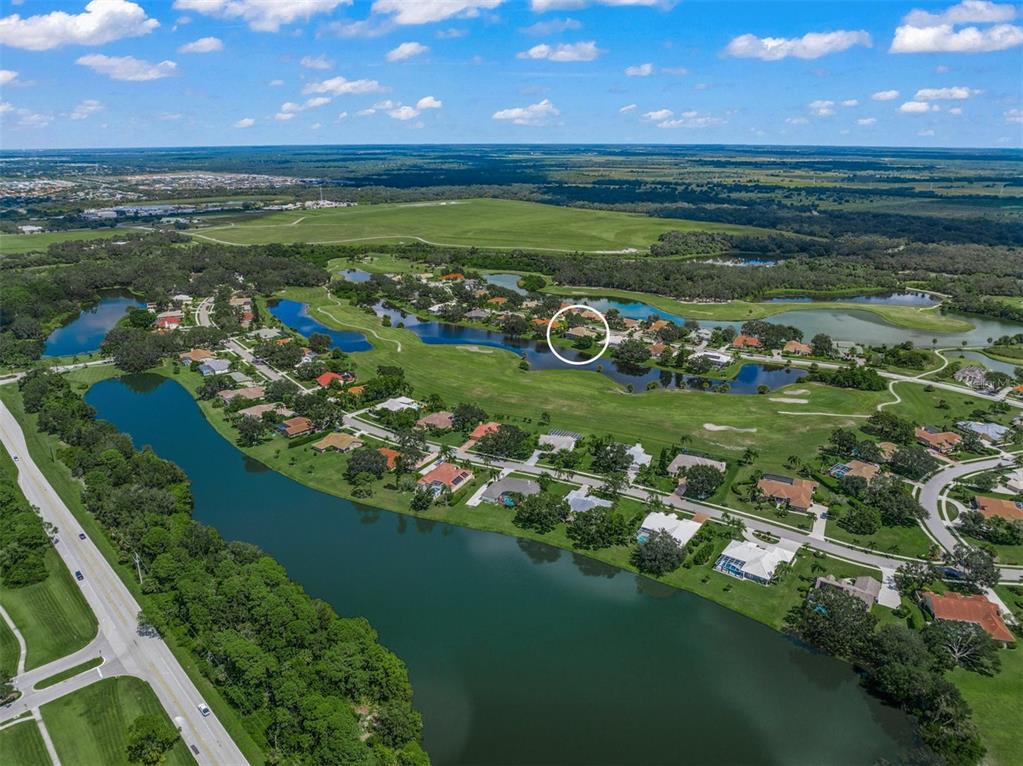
[0,400,248,765]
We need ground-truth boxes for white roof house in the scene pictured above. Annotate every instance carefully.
[251,328,282,341]
[638,512,703,547]
[539,431,579,452]
[957,420,1011,443]
[566,487,613,514]
[690,350,731,367]
[714,539,801,584]
[627,443,652,468]
[375,396,420,413]
[667,453,727,475]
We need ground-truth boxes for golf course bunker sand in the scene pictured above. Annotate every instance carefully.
[784,389,810,395]
[703,423,757,433]
[457,345,494,353]
[769,397,810,404]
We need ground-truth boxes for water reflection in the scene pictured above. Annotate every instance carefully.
[43,294,144,357]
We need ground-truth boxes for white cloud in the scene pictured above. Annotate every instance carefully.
[0,102,52,128]
[303,76,384,95]
[871,89,900,100]
[300,55,333,69]
[0,0,159,51]
[619,103,637,113]
[656,110,724,129]
[337,111,348,120]
[809,99,836,116]
[724,29,871,60]
[388,105,419,120]
[436,27,466,39]
[0,70,18,87]
[76,54,176,81]
[1005,108,1023,123]
[918,128,936,136]
[785,116,809,125]
[492,98,559,126]
[280,97,331,115]
[178,36,222,54]
[234,117,255,128]
[521,18,581,35]
[70,99,102,119]
[948,106,964,114]
[857,117,877,125]
[357,108,376,117]
[275,112,294,121]
[173,0,348,32]
[311,122,322,129]
[530,0,658,10]
[372,99,398,109]
[642,108,673,121]
[386,41,428,61]
[841,99,859,107]
[899,100,938,113]
[0,102,13,116]
[371,0,504,26]
[914,85,979,99]
[416,95,442,109]
[662,66,688,76]
[624,62,654,76]
[518,41,600,62]
[891,1,1021,53]
[268,79,284,86]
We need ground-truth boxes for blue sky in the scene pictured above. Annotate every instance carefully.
[1,0,1021,149]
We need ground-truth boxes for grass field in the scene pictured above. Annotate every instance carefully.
[41,677,196,766]
[35,656,104,690]
[0,228,129,255]
[952,647,1023,766]
[187,198,766,252]
[0,613,19,677]
[0,719,50,766]
[0,445,98,670]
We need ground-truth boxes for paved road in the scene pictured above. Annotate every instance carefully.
[0,402,248,765]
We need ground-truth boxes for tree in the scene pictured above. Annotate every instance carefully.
[126,713,179,765]
[785,587,877,662]
[452,402,487,432]
[810,333,833,357]
[236,416,266,447]
[943,544,999,591]
[410,487,433,513]
[590,437,632,475]
[345,447,388,482]
[308,332,331,353]
[632,529,684,575]
[683,465,724,500]
[567,506,629,550]
[513,494,569,534]
[865,411,916,445]
[475,425,532,459]
[923,621,1001,675]
[612,339,651,369]
[893,560,936,597]
[838,504,881,535]
[890,445,939,480]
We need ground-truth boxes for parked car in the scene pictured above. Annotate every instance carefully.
[197,702,211,717]
[74,571,84,581]
[190,744,200,756]
[78,532,87,540]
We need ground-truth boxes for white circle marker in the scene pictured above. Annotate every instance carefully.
[545,304,611,366]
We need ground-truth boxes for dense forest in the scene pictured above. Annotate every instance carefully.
[18,369,427,765]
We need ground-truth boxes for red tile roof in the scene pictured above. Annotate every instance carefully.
[784,340,812,355]
[758,476,817,510]
[732,334,762,348]
[378,447,401,470]
[418,462,474,490]
[469,421,501,440]
[922,592,1015,642]
[316,371,346,388]
[975,496,1023,521]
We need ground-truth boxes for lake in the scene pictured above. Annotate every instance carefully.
[766,291,937,307]
[42,295,143,357]
[86,374,916,766]
[271,299,806,393]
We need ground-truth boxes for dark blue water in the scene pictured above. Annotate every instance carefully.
[267,299,372,352]
[767,292,937,307]
[42,295,143,357]
[86,374,916,766]
[341,268,372,282]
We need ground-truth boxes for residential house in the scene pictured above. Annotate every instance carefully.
[227,371,253,386]
[238,403,293,420]
[566,487,613,514]
[481,477,540,506]
[218,386,265,403]
[416,411,454,430]
[154,315,181,331]
[465,308,489,321]
[877,441,899,462]
[731,334,762,349]
[198,359,231,376]
[311,433,363,454]
[378,447,401,470]
[179,348,215,365]
[953,366,990,390]
[375,396,419,413]
[783,340,812,356]
[1004,468,1023,493]
[814,575,881,608]
[648,342,666,357]
[690,350,732,367]
[171,294,193,305]
[829,459,880,484]
[649,320,669,333]
[487,297,508,306]
[667,453,727,476]
[565,326,596,341]
[920,592,1015,643]
[915,426,961,453]
[418,462,474,495]
[439,272,464,282]
[539,430,580,452]
[251,328,281,341]
[316,371,347,389]
[957,420,1011,443]
[975,496,1023,522]
[637,511,704,547]
[757,474,817,512]
[277,416,314,438]
[469,421,501,440]
[714,539,801,584]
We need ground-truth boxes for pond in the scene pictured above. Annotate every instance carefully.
[341,268,373,283]
[86,374,916,766]
[483,272,528,295]
[950,350,1019,376]
[766,291,938,307]
[267,298,372,352]
[42,294,144,357]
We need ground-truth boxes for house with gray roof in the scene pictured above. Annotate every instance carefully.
[667,453,726,475]
[566,487,613,514]
[198,359,231,376]
[481,477,540,506]
[957,420,1011,443]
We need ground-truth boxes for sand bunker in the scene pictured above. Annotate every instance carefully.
[785,388,810,395]
[704,423,757,433]
[770,397,809,404]
[457,346,493,353]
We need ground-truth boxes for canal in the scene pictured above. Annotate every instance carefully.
[86,374,916,765]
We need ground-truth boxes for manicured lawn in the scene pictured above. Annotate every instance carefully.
[0,613,19,677]
[544,284,974,333]
[0,719,50,766]
[952,647,1023,766]
[825,518,935,559]
[188,198,765,252]
[0,443,98,671]
[34,656,104,690]
[0,228,127,255]
[41,677,196,766]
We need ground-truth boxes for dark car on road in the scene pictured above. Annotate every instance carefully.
[74,570,84,581]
